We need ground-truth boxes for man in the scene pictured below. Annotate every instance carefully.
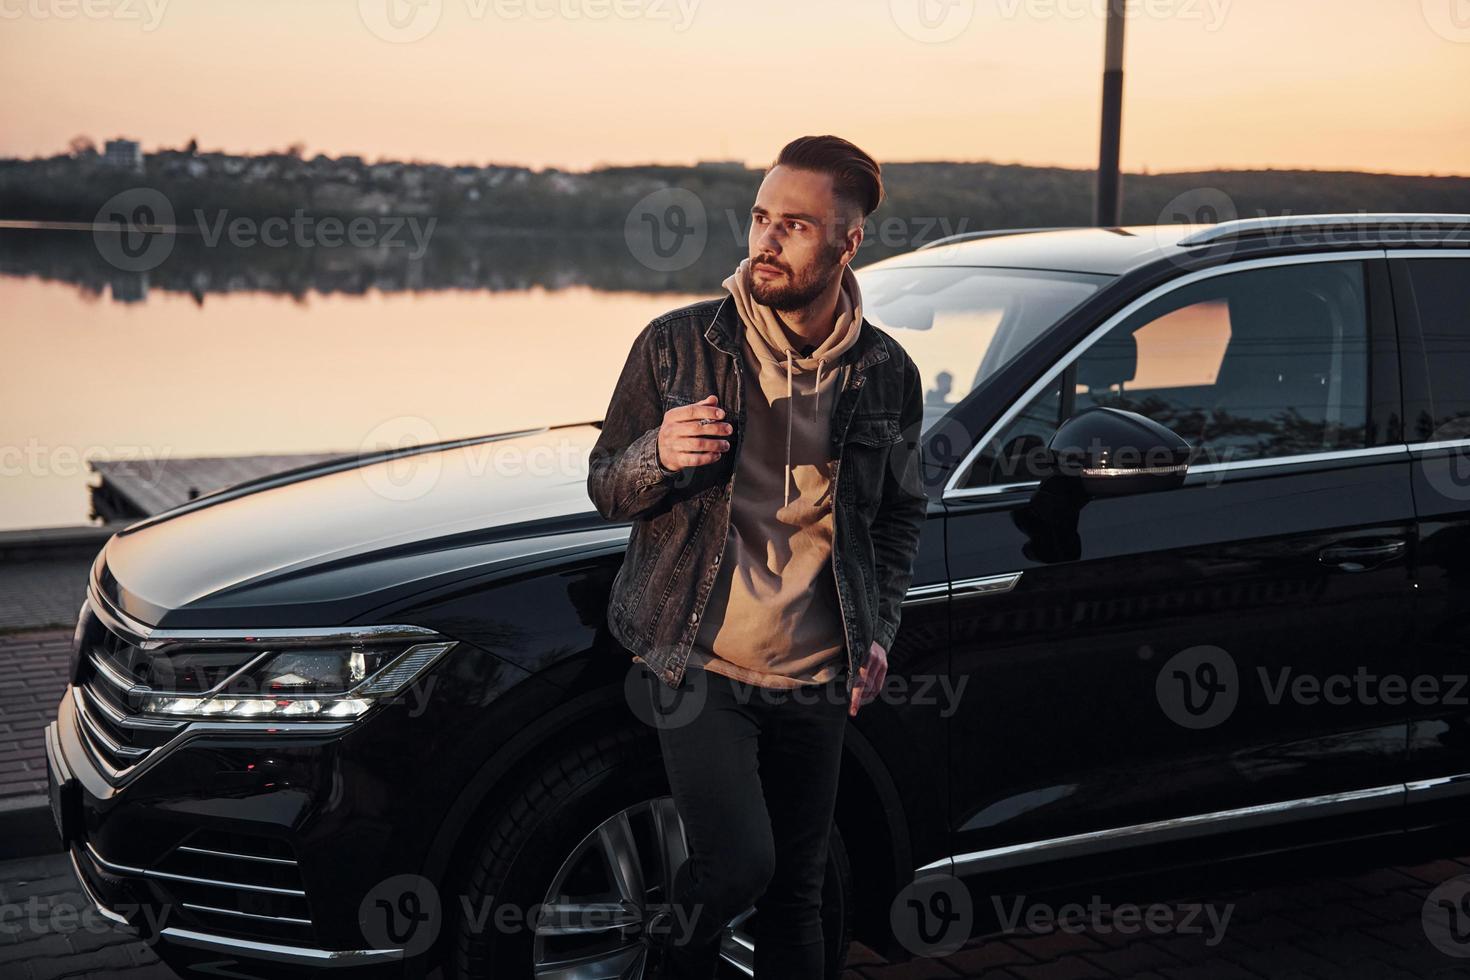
[587,135,927,978]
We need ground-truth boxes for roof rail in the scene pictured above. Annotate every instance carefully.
[1177,213,1470,248]
[916,226,1081,250]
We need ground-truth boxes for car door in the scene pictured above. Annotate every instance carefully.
[1392,250,1470,826]
[936,253,1414,881]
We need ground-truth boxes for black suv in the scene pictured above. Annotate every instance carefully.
[47,213,1470,978]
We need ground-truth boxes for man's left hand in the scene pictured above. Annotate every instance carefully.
[849,641,888,717]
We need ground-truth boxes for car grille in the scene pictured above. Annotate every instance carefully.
[156,829,318,942]
[80,830,318,945]
[71,607,267,778]
[73,650,188,778]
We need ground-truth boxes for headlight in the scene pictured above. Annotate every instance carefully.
[96,638,456,721]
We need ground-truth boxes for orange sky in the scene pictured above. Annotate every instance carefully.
[1,0,1467,175]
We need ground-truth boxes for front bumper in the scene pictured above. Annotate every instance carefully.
[45,684,408,973]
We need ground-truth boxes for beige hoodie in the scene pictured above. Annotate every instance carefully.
[683,257,866,689]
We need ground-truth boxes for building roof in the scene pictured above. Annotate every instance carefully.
[90,451,354,520]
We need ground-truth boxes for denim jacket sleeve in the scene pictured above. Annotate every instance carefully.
[870,354,928,653]
[587,318,678,522]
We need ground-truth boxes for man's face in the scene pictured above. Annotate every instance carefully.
[747,165,861,312]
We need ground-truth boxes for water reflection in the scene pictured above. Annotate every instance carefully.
[2,227,753,530]
[0,226,931,302]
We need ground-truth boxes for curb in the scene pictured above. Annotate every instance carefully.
[0,793,61,861]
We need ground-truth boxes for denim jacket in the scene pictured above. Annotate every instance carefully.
[587,294,928,697]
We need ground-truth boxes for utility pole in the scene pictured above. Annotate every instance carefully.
[1094,0,1126,227]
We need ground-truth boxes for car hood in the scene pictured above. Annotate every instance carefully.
[96,423,630,630]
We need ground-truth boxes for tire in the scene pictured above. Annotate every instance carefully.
[449,723,853,978]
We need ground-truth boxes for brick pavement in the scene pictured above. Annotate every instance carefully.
[6,849,1470,978]
[0,629,72,803]
[0,559,91,632]
[9,626,1470,977]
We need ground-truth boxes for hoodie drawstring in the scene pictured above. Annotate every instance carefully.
[784,348,794,508]
[782,350,829,508]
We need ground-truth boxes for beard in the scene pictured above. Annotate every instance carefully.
[750,242,846,312]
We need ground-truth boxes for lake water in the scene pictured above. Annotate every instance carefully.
[1,227,998,531]
[1,229,719,530]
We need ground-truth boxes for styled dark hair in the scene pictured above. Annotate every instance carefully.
[772,135,885,222]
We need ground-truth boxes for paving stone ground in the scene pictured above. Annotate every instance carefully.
[0,559,91,632]
[6,848,1470,978]
[9,630,1470,977]
[0,629,72,803]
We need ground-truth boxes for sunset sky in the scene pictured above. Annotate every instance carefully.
[1,0,1467,175]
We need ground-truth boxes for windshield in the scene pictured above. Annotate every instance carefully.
[856,265,1111,434]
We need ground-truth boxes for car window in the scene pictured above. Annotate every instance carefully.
[961,260,1372,488]
[856,265,1109,437]
[1402,257,1470,442]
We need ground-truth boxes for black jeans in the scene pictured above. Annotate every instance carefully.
[644,663,849,979]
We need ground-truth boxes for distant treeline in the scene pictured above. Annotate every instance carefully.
[3,148,1468,234]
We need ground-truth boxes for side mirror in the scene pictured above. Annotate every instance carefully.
[1047,406,1191,497]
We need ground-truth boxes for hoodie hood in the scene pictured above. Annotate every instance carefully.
[721,257,865,505]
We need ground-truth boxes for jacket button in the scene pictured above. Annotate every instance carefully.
[689,611,699,624]
[712,554,721,566]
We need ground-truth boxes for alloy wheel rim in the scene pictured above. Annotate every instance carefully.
[532,794,756,977]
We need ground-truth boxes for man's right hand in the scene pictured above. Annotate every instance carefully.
[658,394,733,474]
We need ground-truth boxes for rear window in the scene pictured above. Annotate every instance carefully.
[1402,257,1470,442]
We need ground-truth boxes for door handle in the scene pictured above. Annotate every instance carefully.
[1317,540,1406,571]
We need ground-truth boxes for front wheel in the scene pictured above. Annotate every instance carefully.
[449,726,853,978]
